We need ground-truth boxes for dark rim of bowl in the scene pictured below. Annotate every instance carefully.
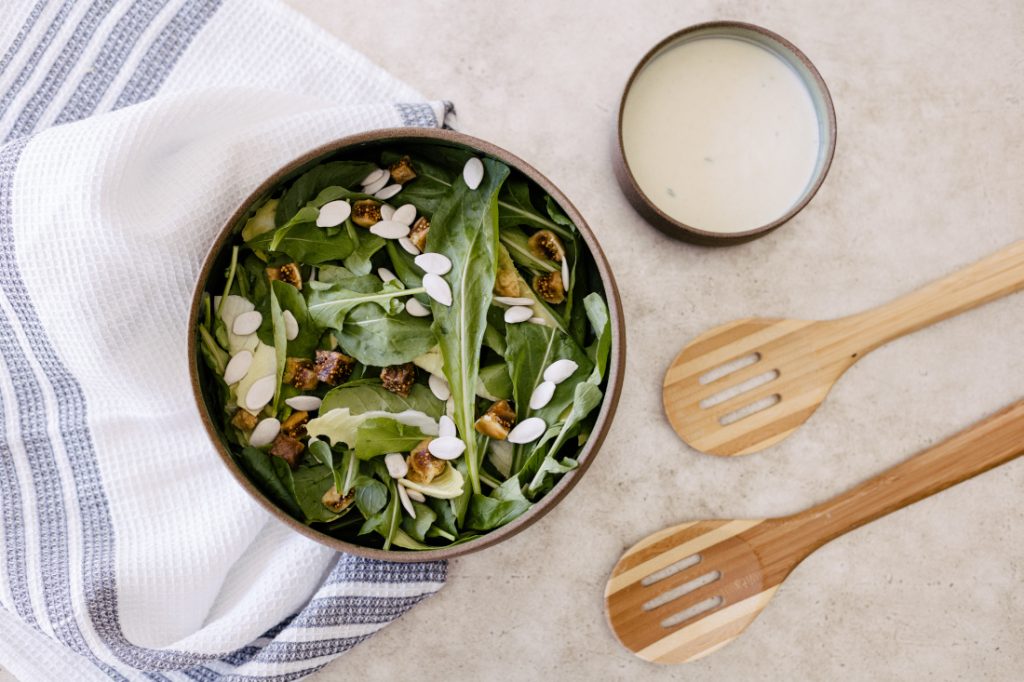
[615,20,838,246]
[188,127,626,562]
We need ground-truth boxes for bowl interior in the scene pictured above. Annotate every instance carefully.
[190,128,625,561]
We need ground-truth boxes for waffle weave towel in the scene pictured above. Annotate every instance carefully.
[0,1,449,679]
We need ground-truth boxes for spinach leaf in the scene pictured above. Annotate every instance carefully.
[308,186,370,208]
[308,438,345,493]
[526,456,579,498]
[452,458,472,528]
[584,292,612,384]
[392,528,434,550]
[272,280,321,357]
[338,303,437,367]
[354,417,427,460]
[497,178,571,239]
[354,475,388,517]
[381,147,472,215]
[235,447,303,520]
[276,160,376,225]
[384,241,424,290]
[249,207,355,264]
[343,221,386,276]
[479,363,512,401]
[401,501,437,542]
[307,279,421,330]
[320,383,443,419]
[544,195,574,229]
[359,479,401,550]
[483,306,507,356]
[465,477,532,531]
[427,496,458,537]
[269,284,287,412]
[505,322,592,425]
[290,462,345,524]
[428,157,510,495]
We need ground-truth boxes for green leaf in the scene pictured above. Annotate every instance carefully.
[381,147,473,215]
[497,178,571,239]
[354,476,388,517]
[338,303,437,367]
[584,292,612,384]
[401,501,437,542]
[290,462,346,524]
[249,207,355,264]
[308,438,344,493]
[427,496,458,537]
[465,477,532,531]
[269,284,287,412]
[343,221,386,276]
[428,157,511,495]
[198,326,228,376]
[479,363,512,401]
[384,241,424,290]
[526,381,603,493]
[276,160,377,226]
[320,383,443,419]
[306,279,419,330]
[354,417,427,460]
[499,226,557,274]
[505,322,592,425]
[400,463,465,500]
[391,528,434,550]
[544,195,574,228]
[271,280,321,357]
[235,447,303,520]
[307,407,437,450]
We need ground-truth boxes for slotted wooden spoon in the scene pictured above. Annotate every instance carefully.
[665,240,1024,456]
[606,399,1024,664]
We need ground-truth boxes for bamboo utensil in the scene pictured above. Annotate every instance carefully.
[664,240,1024,456]
[605,400,1024,664]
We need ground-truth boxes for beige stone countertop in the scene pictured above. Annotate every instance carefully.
[4,1,1022,680]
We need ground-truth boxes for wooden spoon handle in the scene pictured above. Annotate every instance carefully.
[786,400,1024,553]
[839,240,1024,355]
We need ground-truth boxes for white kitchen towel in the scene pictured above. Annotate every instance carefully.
[0,1,452,679]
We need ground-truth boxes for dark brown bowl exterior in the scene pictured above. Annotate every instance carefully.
[615,21,838,246]
[188,128,625,562]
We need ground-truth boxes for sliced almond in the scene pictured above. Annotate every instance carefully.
[385,452,409,479]
[244,375,276,411]
[463,157,484,190]
[543,359,579,384]
[363,173,389,195]
[507,417,546,444]
[429,373,451,401]
[428,436,466,460]
[561,258,571,291]
[529,317,547,325]
[405,487,426,503]
[397,483,417,518]
[438,414,457,438]
[377,267,398,283]
[249,418,280,447]
[406,298,431,317]
[374,184,402,200]
[503,306,533,324]
[380,204,396,221]
[282,310,299,341]
[446,397,455,418]
[392,203,417,226]
[360,167,386,186]
[233,310,262,335]
[493,296,534,306]
[316,200,351,228]
[414,252,452,275]
[529,380,556,410]
[369,221,411,239]
[398,237,420,255]
[223,350,252,385]
[285,395,322,412]
[423,273,452,306]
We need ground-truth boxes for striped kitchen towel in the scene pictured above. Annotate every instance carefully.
[0,1,450,679]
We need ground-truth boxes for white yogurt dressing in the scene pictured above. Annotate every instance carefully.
[622,36,821,233]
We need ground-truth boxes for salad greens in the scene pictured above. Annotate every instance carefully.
[196,141,612,551]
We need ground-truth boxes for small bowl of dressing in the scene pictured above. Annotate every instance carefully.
[615,21,836,245]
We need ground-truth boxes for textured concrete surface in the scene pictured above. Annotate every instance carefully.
[4,1,1022,680]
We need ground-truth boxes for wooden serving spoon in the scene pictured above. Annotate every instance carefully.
[664,240,1024,456]
[605,399,1024,664]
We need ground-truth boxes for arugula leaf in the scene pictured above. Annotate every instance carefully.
[249,207,356,264]
[527,381,603,489]
[235,448,303,520]
[276,160,376,225]
[306,279,421,330]
[339,302,437,367]
[381,147,473,215]
[354,417,427,460]
[526,456,579,498]
[320,383,443,419]
[497,178,572,239]
[584,292,611,384]
[505,322,592,425]
[384,241,424,290]
[499,226,557,274]
[198,326,228,376]
[428,157,510,495]
[465,477,532,531]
